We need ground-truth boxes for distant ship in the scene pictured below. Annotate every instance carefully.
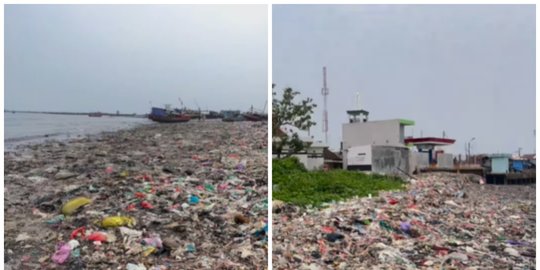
[148,107,191,123]
[88,112,103,117]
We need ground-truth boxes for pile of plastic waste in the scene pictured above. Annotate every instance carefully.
[273,173,535,269]
[5,120,268,269]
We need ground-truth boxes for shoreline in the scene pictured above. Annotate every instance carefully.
[5,120,268,269]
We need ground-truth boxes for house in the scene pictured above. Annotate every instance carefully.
[273,124,327,170]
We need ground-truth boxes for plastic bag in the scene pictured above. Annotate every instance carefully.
[100,216,136,228]
[51,243,71,264]
[61,197,92,216]
[87,232,108,242]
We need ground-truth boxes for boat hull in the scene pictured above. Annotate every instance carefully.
[149,115,191,123]
[243,113,267,121]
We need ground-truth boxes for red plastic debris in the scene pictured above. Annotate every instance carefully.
[143,174,153,182]
[318,239,327,255]
[135,192,146,199]
[432,245,450,256]
[126,203,137,211]
[87,232,108,242]
[141,201,154,209]
[70,226,86,239]
[388,198,399,205]
[218,183,228,192]
[321,226,335,233]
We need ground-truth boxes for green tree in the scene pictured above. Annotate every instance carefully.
[272,85,317,158]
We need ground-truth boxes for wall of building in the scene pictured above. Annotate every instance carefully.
[410,151,429,173]
[437,153,454,169]
[271,154,324,171]
[344,145,410,176]
[342,120,403,150]
[371,145,410,175]
[492,157,509,173]
[344,145,372,170]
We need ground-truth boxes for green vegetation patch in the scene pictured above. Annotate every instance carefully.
[273,157,405,207]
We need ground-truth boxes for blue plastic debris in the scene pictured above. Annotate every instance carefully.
[185,243,196,252]
[189,195,200,205]
[400,221,411,233]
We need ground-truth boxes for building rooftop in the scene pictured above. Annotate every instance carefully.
[404,137,455,145]
[399,119,415,126]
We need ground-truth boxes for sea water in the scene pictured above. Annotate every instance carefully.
[4,113,150,151]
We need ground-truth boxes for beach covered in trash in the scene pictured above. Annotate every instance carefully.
[4,120,268,269]
[273,173,535,269]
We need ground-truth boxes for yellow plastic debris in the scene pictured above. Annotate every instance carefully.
[61,197,92,216]
[143,246,156,257]
[120,171,129,177]
[100,216,136,228]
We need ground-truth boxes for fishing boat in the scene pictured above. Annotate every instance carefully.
[242,112,267,121]
[242,105,267,121]
[148,107,191,123]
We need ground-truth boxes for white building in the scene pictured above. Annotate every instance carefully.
[341,109,415,175]
[273,124,327,171]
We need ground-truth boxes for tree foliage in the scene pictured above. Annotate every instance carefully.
[272,84,317,158]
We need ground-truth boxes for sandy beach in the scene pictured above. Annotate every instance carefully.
[4,120,268,269]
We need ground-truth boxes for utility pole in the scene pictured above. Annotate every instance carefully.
[468,137,476,164]
[321,66,329,145]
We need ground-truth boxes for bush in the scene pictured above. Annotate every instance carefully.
[273,157,306,176]
[273,167,404,207]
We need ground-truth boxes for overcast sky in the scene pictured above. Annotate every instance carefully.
[273,5,535,155]
[5,5,267,114]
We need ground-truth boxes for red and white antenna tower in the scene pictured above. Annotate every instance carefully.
[321,66,329,145]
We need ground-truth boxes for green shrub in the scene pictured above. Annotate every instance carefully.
[273,168,404,207]
[273,157,306,176]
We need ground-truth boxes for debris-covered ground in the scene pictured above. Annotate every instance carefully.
[273,173,536,269]
[5,120,268,269]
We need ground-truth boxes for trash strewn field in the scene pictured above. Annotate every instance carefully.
[5,120,268,269]
[273,173,536,269]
